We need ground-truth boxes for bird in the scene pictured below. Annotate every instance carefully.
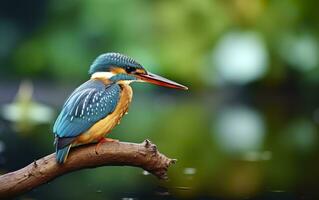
[53,52,188,163]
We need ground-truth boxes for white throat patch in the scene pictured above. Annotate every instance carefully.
[91,71,144,85]
[91,72,115,79]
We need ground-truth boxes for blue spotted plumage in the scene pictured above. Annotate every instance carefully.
[54,80,120,163]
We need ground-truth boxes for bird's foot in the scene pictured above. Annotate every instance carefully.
[95,137,119,154]
[103,138,119,143]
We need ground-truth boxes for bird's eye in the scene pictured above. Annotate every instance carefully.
[125,66,136,73]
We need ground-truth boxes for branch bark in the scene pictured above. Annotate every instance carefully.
[0,139,176,199]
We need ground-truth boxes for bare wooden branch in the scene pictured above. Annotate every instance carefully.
[0,140,176,199]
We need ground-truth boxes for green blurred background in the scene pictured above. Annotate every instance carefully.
[1,0,319,199]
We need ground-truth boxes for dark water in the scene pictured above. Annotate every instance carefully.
[0,82,318,200]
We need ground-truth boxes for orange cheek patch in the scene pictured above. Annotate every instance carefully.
[136,69,146,74]
[110,67,126,74]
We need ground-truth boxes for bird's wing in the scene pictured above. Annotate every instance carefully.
[53,80,121,142]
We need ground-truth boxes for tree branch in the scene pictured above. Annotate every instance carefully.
[0,139,176,199]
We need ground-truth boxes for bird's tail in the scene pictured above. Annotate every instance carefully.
[56,145,71,164]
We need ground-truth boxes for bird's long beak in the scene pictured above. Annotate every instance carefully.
[136,72,188,90]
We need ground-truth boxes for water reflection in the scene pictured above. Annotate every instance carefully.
[1,80,54,133]
[0,141,5,153]
[214,105,265,154]
[142,170,150,176]
[0,86,317,199]
[183,168,196,175]
[241,151,272,161]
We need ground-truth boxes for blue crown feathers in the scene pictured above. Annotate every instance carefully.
[89,53,144,74]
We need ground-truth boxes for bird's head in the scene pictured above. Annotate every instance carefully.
[89,53,188,90]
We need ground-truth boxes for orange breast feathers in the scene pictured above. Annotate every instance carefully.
[73,84,133,145]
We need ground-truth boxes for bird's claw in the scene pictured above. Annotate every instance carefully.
[95,137,119,154]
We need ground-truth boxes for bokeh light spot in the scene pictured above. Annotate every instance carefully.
[212,31,268,84]
[279,33,319,71]
[214,105,265,154]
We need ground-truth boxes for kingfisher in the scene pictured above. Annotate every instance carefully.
[53,52,188,163]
